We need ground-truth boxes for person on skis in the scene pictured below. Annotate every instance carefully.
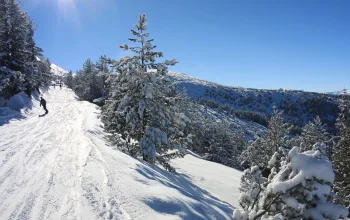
[60,84,62,89]
[40,97,48,114]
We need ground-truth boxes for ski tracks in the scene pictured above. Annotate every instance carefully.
[0,88,130,220]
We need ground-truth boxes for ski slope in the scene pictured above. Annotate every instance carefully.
[0,87,241,220]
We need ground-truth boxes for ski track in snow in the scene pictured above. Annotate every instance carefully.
[0,88,130,220]
[0,87,241,220]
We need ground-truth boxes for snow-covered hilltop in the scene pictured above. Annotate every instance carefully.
[51,63,68,77]
[0,87,241,220]
[168,71,340,132]
[328,89,350,96]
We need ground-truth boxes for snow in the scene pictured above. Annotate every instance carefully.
[269,147,334,194]
[0,87,242,219]
[0,91,37,126]
[167,71,339,133]
[51,63,68,77]
[328,88,350,95]
[304,202,349,219]
[248,210,256,219]
[6,91,33,111]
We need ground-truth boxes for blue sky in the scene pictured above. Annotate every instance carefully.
[22,0,350,92]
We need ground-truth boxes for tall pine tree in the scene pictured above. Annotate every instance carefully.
[333,92,350,208]
[102,14,187,167]
[262,109,292,166]
[299,115,329,152]
[0,0,51,98]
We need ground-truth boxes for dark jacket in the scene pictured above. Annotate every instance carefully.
[40,98,46,107]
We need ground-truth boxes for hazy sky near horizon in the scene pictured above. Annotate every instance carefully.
[22,0,350,92]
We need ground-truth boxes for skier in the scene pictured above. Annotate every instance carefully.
[60,84,62,89]
[40,97,48,114]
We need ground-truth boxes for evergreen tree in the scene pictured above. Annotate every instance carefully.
[95,55,110,73]
[336,91,350,132]
[73,58,100,101]
[201,119,244,169]
[5,0,27,70]
[65,70,74,89]
[333,92,350,208]
[102,14,186,166]
[239,138,266,169]
[299,115,329,152]
[0,0,51,98]
[262,109,292,166]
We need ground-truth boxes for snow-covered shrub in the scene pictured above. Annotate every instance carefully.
[239,166,267,212]
[234,145,349,220]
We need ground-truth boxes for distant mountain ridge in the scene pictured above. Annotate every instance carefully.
[168,71,340,133]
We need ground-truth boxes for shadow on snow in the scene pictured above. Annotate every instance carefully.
[0,91,41,126]
[135,161,235,220]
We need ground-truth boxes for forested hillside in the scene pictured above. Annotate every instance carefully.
[168,72,340,133]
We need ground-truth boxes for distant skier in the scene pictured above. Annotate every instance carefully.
[53,84,56,89]
[40,97,48,114]
[60,84,62,89]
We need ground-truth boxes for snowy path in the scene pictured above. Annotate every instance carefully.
[0,88,241,220]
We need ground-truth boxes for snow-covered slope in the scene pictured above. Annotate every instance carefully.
[51,63,68,77]
[168,71,340,132]
[328,89,350,96]
[0,87,241,220]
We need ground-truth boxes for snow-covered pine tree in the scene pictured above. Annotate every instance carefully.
[336,90,350,132]
[65,70,74,89]
[4,0,28,71]
[95,55,110,74]
[95,55,111,99]
[234,143,349,220]
[262,109,292,166]
[0,0,51,98]
[201,119,243,169]
[299,115,330,152]
[102,14,187,167]
[0,0,8,60]
[0,0,11,67]
[0,0,26,97]
[0,0,51,97]
[73,58,101,102]
[333,92,350,208]
[0,66,24,98]
[36,57,52,86]
[239,138,267,169]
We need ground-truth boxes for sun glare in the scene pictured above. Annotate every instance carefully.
[57,0,76,10]
[54,0,80,25]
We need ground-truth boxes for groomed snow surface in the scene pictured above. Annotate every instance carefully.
[0,87,241,220]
